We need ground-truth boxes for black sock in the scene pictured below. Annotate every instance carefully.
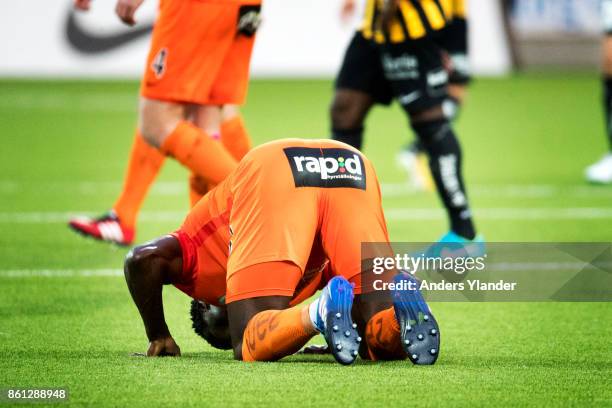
[411,119,476,240]
[603,77,612,150]
[332,127,364,150]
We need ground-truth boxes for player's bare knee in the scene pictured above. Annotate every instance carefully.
[138,108,168,148]
[330,95,350,126]
[410,105,445,124]
[138,98,184,148]
[331,92,365,129]
[221,105,240,121]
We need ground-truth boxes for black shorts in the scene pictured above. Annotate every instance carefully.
[434,18,471,85]
[335,32,394,106]
[335,32,448,114]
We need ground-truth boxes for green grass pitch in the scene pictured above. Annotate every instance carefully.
[0,73,611,406]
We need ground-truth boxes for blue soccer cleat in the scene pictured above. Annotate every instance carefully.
[422,231,486,259]
[313,276,361,365]
[392,273,440,365]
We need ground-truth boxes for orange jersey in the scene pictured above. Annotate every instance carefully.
[173,139,392,305]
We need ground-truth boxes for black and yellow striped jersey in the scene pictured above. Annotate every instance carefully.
[361,0,466,43]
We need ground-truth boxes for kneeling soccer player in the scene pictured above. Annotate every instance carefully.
[124,139,440,365]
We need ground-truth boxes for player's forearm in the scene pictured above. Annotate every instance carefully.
[124,249,171,341]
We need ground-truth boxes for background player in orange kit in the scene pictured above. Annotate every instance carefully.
[123,138,441,365]
[69,0,261,245]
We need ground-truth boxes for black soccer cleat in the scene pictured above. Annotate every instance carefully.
[314,276,361,365]
[392,273,440,365]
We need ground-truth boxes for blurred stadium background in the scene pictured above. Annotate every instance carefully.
[1,0,611,406]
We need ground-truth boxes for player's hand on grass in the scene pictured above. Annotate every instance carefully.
[74,0,92,11]
[115,0,145,26]
[147,336,181,357]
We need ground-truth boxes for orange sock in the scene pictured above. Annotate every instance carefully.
[187,116,252,206]
[220,116,252,161]
[241,305,316,362]
[365,307,406,361]
[113,131,165,229]
[160,121,238,185]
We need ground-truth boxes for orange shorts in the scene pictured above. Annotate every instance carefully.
[141,0,259,105]
[224,139,391,303]
[172,196,329,307]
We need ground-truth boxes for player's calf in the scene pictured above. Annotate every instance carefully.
[235,276,361,365]
[330,89,372,150]
[240,305,316,362]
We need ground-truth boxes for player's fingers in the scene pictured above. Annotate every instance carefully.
[124,6,137,26]
[340,2,355,22]
[157,347,180,357]
[167,341,181,357]
[146,342,162,357]
[115,2,136,26]
[74,0,90,11]
[115,2,126,21]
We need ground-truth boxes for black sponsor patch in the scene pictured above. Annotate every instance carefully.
[237,5,262,37]
[283,147,367,190]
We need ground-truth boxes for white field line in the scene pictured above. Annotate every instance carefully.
[0,269,123,278]
[385,207,612,220]
[2,181,612,198]
[1,262,608,278]
[0,181,186,196]
[0,211,186,223]
[2,207,612,223]
[0,93,136,113]
[380,183,612,198]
